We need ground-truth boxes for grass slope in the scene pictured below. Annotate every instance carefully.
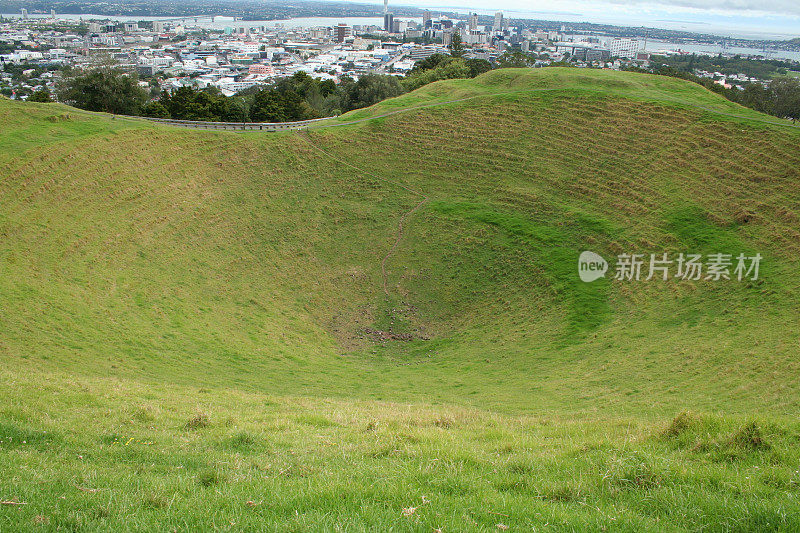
[322,68,798,128]
[2,68,800,530]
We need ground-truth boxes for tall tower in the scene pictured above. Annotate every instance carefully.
[469,13,478,31]
[383,0,388,15]
[493,12,503,32]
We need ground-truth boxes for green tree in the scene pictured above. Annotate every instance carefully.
[402,58,471,91]
[739,83,774,115]
[27,88,53,102]
[339,74,404,112]
[449,32,464,58]
[157,86,245,122]
[497,51,536,68]
[250,86,315,122]
[319,79,337,98]
[769,77,800,121]
[141,101,170,118]
[57,68,147,115]
[225,97,250,122]
[465,58,492,78]
[410,53,452,74]
[250,90,288,122]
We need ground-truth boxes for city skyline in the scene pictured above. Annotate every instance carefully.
[350,0,800,38]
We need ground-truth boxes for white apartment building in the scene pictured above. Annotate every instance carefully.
[236,41,261,54]
[609,38,641,59]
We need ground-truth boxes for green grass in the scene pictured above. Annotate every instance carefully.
[429,200,613,336]
[321,67,797,129]
[3,369,800,531]
[2,68,800,530]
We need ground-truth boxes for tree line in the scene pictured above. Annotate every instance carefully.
[654,54,798,81]
[54,69,409,122]
[52,47,497,122]
[628,62,800,122]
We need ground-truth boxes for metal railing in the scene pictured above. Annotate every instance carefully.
[139,115,337,131]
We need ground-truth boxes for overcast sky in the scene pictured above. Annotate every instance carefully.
[379,0,800,38]
[600,0,798,14]
[409,0,800,16]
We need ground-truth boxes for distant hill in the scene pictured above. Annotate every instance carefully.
[2,68,800,530]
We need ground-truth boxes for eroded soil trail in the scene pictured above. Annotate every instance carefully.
[296,131,428,297]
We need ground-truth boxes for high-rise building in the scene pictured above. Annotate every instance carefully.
[334,23,350,42]
[152,21,165,33]
[383,13,394,32]
[383,0,389,14]
[493,12,503,32]
[469,13,478,31]
[423,10,431,26]
[21,8,28,19]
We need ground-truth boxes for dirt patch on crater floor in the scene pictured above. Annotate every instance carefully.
[361,328,429,342]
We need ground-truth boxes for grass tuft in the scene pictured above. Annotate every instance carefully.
[663,411,703,438]
[729,421,770,452]
[433,416,455,429]
[184,413,210,431]
[197,468,222,487]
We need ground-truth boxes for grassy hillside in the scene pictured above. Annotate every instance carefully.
[2,68,800,530]
[322,67,798,127]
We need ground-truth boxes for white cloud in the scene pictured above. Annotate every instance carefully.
[602,0,800,16]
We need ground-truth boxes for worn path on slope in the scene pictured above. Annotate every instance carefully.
[296,131,428,297]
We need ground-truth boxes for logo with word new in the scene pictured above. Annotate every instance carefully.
[578,251,608,282]
[578,251,762,282]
